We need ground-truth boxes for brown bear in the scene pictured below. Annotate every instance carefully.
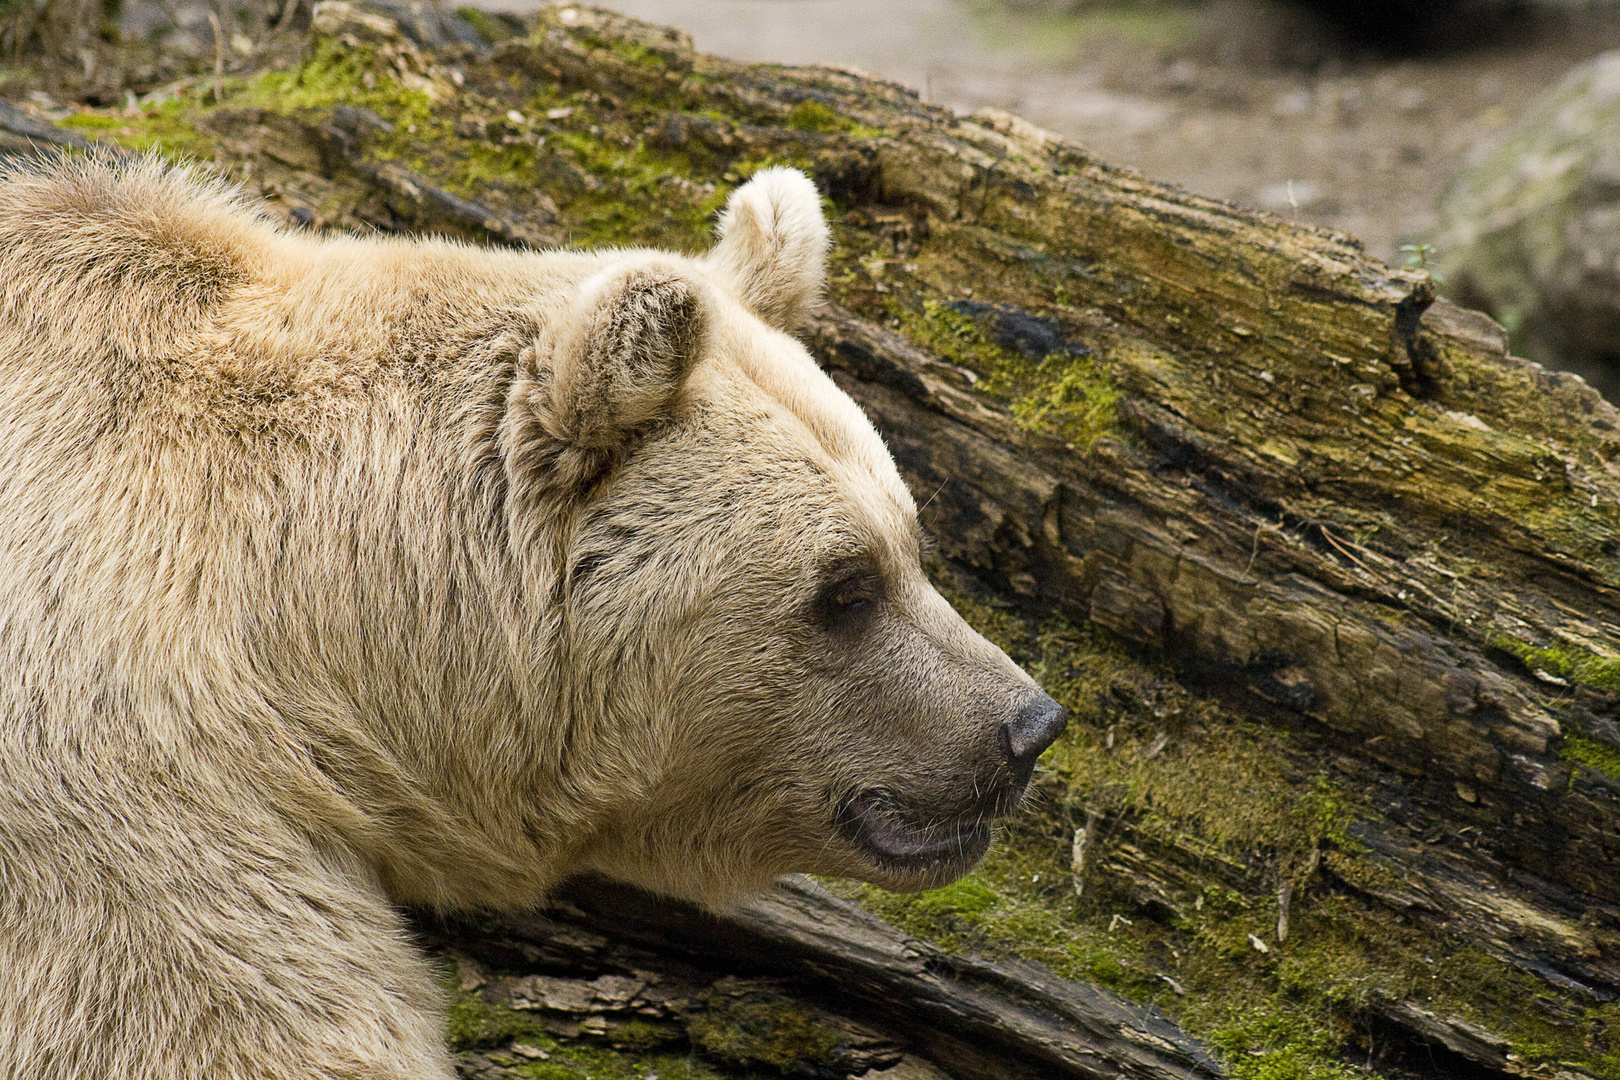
[0,153,1066,1079]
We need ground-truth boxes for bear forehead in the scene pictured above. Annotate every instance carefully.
[691,305,917,543]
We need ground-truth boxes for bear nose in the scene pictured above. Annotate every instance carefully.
[1000,692,1067,776]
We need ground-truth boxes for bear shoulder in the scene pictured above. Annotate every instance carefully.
[0,154,270,356]
[0,155,580,433]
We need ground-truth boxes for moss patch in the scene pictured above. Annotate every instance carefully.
[1490,634,1620,692]
[784,100,879,138]
[897,298,1120,448]
[1208,1012,1358,1080]
[686,996,841,1072]
[1564,734,1620,779]
[248,37,436,120]
[437,960,740,1080]
[75,93,220,159]
[442,975,554,1052]
[57,112,128,131]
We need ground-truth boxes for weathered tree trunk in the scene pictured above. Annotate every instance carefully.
[6,4,1619,1078]
[425,873,1223,1080]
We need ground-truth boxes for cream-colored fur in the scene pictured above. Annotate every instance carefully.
[703,165,828,331]
[0,154,1051,1079]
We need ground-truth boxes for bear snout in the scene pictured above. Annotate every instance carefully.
[999,691,1068,784]
[834,692,1066,889]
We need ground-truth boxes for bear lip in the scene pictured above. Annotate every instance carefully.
[840,791,997,871]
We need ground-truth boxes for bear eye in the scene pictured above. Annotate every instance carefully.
[815,565,884,632]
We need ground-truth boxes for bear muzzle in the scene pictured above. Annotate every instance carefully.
[837,691,1067,887]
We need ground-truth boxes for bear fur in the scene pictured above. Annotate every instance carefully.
[0,154,1064,1079]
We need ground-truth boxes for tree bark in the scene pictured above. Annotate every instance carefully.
[427,874,1223,1080]
[7,3,1619,1077]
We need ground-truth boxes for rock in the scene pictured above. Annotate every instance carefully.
[1433,49,1620,401]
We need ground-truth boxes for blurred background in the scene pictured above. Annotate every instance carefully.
[11,0,1620,393]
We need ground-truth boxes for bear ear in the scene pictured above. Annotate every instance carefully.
[542,259,710,449]
[703,167,830,331]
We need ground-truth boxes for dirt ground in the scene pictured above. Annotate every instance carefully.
[520,0,1620,268]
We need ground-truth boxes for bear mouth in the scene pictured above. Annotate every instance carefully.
[838,790,1001,877]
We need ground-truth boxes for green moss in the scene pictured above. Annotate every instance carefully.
[58,112,128,131]
[1009,355,1122,447]
[441,977,554,1051]
[573,29,670,70]
[94,35,440,159]
[515,1041,730,1080]
[1490,634,1620,692]
[784,100,879,138]
[73,95,219,159]
[110,29,728,251]
[1209,1012,1357,1080]
[685,997,841,1072]
[898,299,1119,448]
[85,16,840,261]
[908,876,999,920]
[435,959,740,1080]
[1564,734,1620,778]
[544,129,732,250]
[250,37,434,122]
[784,100,843,133]
[514,1043,729,1080]
[900,298,1012,377]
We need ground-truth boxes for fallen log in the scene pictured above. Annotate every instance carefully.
[5,3,1618,1078]
[424,874,1222,1080]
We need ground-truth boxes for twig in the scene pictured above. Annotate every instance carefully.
[1243,519,1281,583]
[916,477,948,517]
[1070,807,1101,897]
[207,8,225,104]
[1319,526,1386,583]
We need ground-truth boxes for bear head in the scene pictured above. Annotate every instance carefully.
[505,168,1066,902]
